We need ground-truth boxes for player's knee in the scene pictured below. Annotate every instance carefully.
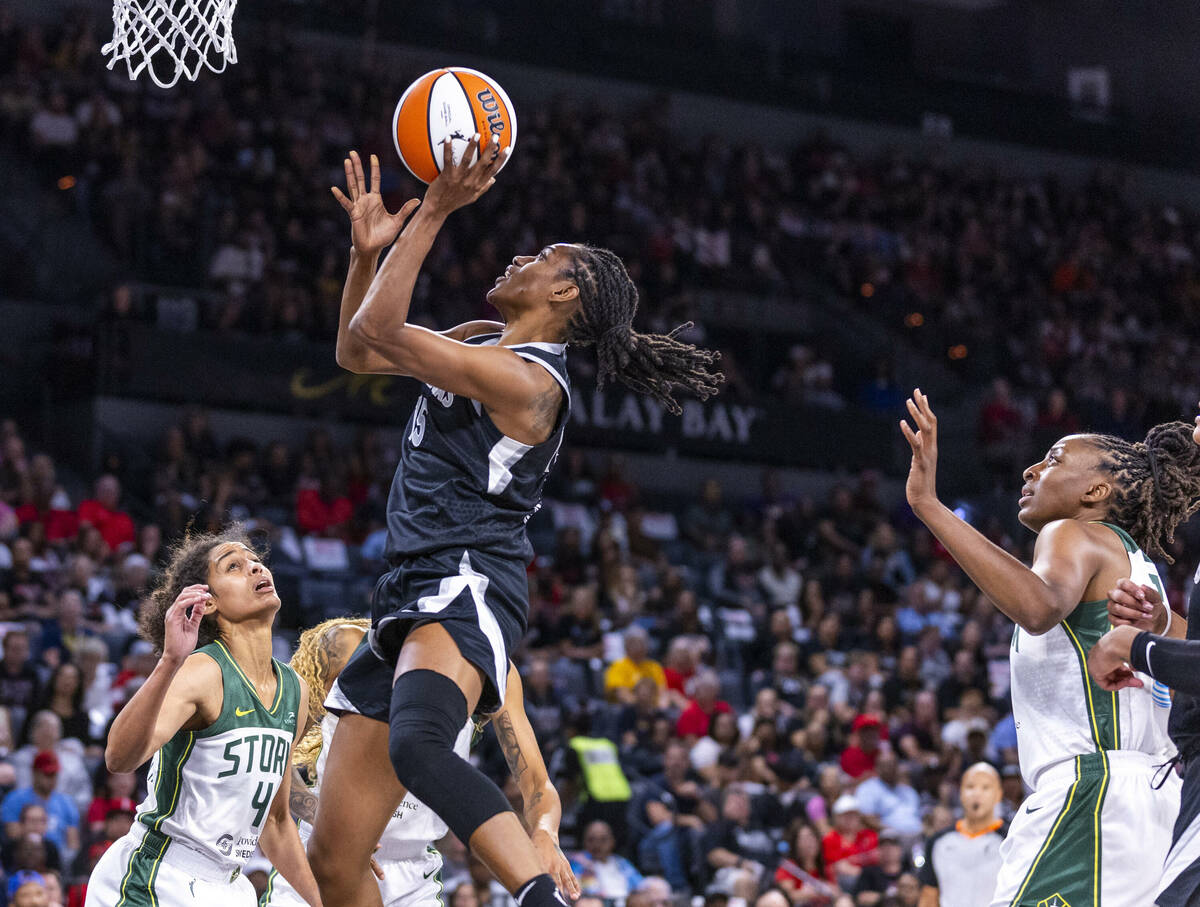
[387,669,467,788]
[307,832,349,890]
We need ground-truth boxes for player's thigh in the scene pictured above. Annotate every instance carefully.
[394,621,484,716]
[989,782,1070,907]
[310,713,406,868]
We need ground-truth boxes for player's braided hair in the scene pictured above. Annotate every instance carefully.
[289,617,369,775]
[563,245,723,415]
[1090,422,1200,562]
[140,525,262,654]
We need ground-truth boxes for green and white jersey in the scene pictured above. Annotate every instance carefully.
[134,640,301,874]
[1010,522,1175,790]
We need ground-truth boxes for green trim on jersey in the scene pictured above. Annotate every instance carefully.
[136,731,197,834]
[115,831,170,907]
[1062,601,1119,751]
[1009,752,1111,906]
[197,641,301,739]
[1094,521,1138,553]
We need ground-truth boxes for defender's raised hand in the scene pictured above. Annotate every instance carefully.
[900,388,940,513]
[331,150,420,255]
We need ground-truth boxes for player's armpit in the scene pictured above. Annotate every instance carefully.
[1026,519,1110,633]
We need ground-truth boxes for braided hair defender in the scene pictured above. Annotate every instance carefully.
[1091,421,1200,561]
[562,246,723,414]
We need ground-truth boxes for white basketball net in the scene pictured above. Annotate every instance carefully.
[101,0,238,90]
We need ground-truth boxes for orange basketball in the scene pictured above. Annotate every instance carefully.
[392,67,517,184]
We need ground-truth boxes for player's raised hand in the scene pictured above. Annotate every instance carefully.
[161,584,210,666]
[1107,578,1168,632]
[1087,625,1145,691]
[422,132,508,216]
[900,388,940,513]
[331,150,420,255]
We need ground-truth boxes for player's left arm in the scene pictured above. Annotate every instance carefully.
[260,676,324,907]
[494,666,581,898]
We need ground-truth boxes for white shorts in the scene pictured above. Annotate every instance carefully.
[87,828,257,907]
[990,750,1180,907]
[262,846,445,907]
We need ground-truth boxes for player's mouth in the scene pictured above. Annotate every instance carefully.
[254,579,274,594]
[1019,485,1034,504]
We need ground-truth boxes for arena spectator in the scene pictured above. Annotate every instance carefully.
[704,788,776,893]
[0,804,60,874]
[821,796,877,890]
[774,820,837,904]
[676,672,733,740]
[605,626,666,705]
[852,753,922,840]
[850,831,910,906]
[76,476,134,554]
[0,752,78,858]
[839,716,884,780]
[570,820,644,900]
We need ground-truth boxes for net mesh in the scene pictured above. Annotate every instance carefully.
[102,0,238,90]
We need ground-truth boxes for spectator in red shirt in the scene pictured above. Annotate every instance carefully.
[662,637,700,708]
[295,471,353,537]
[76,475,134,553]
[822,795,878,889]
[840,714,884,780]
[676,672,732,739]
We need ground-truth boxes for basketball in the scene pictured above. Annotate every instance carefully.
[392,67,517,184]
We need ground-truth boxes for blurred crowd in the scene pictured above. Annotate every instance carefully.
[3,410,1197,907]
[4,5,1200,907]
[5,6,1200,432]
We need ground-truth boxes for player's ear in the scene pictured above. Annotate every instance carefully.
[549,280,579,305]
[1082,479,1112,505]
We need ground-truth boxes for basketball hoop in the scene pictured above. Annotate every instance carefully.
[102,0,238,90]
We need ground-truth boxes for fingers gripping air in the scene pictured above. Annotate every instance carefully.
[388,670,512,842]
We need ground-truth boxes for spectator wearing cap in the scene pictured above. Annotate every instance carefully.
[840,715,885,780]
[606,627,667,705]
[822,796,877,890]
[676,672,733,740]
[76,475,134,554]
[0,803,60,873]
[851,830,911,906]
[12,712,90,814]
[570,820,644,900]
[852,752,922,841]
[8,870,48,907]
[0,751,79,857]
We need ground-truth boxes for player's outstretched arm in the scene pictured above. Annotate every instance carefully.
[901,390,1102,635]
[261,678,324,907]
[105,585,220,772]
[494,666,581,899]
[348,134,506,361]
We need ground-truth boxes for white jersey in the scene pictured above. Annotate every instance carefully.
[133,641,301,873]
[1009,522,1175,789]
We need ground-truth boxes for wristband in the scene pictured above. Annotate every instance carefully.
[1128,630,1154,675]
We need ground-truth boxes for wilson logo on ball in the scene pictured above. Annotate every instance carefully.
[393,67,517,184]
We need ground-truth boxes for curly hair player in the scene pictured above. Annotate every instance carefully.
[86,529,320,907]
[262,618,578,907]
[900,389,1194,907]
[1087,399,1200,907]
[308,142,720,907]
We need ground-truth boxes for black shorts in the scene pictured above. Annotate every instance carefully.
[366,546,528,716]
